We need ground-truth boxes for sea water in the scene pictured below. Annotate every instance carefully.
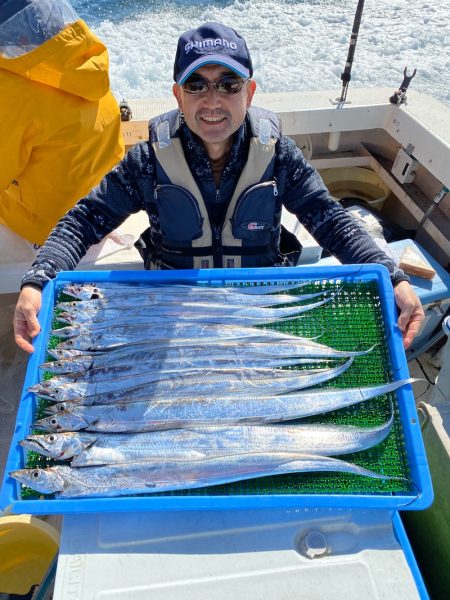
[72,0,450,106]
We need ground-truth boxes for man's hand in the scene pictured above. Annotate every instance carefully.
[394,281,425,350]
[14,285,42,353]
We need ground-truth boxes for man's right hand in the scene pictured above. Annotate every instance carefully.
[14,285,42,353]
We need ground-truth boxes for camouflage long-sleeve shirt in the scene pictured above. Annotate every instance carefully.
[22,112,408,289]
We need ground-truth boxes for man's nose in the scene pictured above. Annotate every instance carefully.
[202,85,223,106]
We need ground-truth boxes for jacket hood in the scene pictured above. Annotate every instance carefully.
[0,0,78,55]
[0,19,111,101]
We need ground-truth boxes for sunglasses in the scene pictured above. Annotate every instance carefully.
[182,75,249,95]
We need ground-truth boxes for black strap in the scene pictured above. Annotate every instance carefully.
[161,243,272,257]
[222,245,272,256]
[137,227,272,259]
[161,245,212,257]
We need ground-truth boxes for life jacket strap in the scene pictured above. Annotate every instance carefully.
[161,243,272,257]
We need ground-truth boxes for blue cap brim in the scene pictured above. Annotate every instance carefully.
[177,54,250,84]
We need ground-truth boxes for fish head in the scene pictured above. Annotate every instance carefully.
[56,307,100,324]
[20,432,93,459]
[44,401,74,415]
[10,467,65,494]
[60,283,105,300]
[55,300,81,310]
[39,357,91,375]
[56,337,92,351]
[55,312,77,325]
[60,283,92,300]
[57,300,102,312]
[33,412,90,432]
[30,380,76,402]
[28,379,63,400]
[40,359,65,374]
[47,347,84,359]
[51,324,83,339]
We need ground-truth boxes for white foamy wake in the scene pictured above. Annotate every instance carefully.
[90,0,449,104]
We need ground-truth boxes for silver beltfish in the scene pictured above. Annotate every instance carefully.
[21,413,394,466]
[39,355,328,378]
[55,295,335,326]
[52,295,334,331]
[46,339,374,364]
[35,359,353,403]
[10,451,406,498]
[53,321,309,345]
[55,291,323,313]
[34,378,414,433]
[59,282,310,301]
[53,322,342,352]
[35,363,329,397]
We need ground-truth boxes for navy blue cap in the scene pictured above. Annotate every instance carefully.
[173,22,253,84]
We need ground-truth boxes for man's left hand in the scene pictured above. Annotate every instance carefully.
[394,281,425,350]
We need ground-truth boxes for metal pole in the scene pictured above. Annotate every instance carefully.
[416,185,449,231]
[339,0,366,103]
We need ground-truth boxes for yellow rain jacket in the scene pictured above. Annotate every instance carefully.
[0,19,124,244]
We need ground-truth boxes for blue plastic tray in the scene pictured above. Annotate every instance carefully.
[0,265,433,514]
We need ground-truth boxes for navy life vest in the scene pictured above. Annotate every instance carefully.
[138,106,288,269]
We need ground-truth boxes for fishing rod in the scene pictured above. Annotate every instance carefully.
[338,0,365,103]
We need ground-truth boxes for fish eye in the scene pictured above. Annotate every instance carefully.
[46,435,56,442]
[50,418,58,426]
[57,404,66,413]
[32,470,40,479]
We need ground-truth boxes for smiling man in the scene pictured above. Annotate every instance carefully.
[172,24,256,159]
[173,63,255,158]
[14,22,424,352]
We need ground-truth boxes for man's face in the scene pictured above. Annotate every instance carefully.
[173,64,256,158]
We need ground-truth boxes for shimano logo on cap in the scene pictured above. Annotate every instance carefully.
[185,38,238,54]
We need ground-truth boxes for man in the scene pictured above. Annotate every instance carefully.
[0,0,124,245]
[13,22,424,353]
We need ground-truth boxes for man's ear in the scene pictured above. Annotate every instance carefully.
[246,79,257,107]
[173,83,183,110]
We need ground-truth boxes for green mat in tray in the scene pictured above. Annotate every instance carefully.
[22,278,410,499]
